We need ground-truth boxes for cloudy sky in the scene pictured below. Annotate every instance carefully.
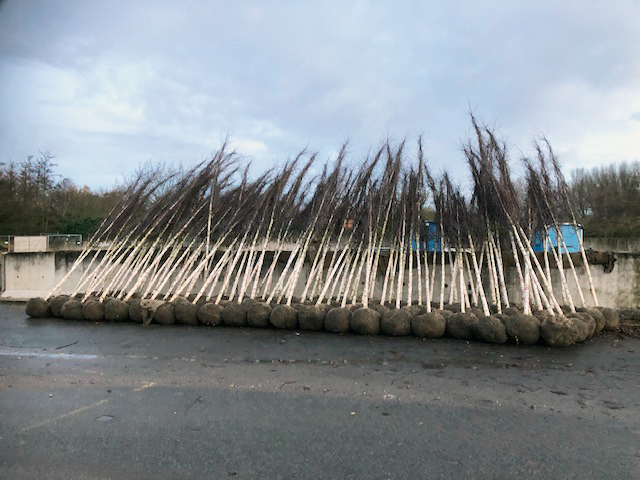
[1,1,639,190]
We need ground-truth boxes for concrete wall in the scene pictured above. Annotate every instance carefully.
[500,252,640,309]
[1,240,639,309]
[585,237,640,254]
[1,251,92,300]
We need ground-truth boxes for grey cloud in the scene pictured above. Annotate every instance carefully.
[1,0,639,189]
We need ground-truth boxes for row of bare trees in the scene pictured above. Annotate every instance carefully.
[0,152,122,239]
[3,138,637,245]
[44,117,603,312]
[571,160,640,238]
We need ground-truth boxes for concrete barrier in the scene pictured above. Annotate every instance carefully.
[2,240,640,309]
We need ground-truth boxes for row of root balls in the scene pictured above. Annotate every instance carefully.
[26,295,620,348]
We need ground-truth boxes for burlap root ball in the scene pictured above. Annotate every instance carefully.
[247,302,272,328]
[540,316,579,347]
[443,303,462,314]
[381,308,411,336]
[26,297,51,318]
[137,299,166,325]
[324,307,351,333]
[502,306,522,317]
[270,305,298,329]
[584,308,606,333]
[50,295,70,317]
[474,315,508,344]
[403,305,426,317]
[242,297,258,308]
[533,309,552,323]
[595,307,619,331]
[446,312,478,340]
[104,298,130,322]
[298,305,326,331]
[221,303,248,327]
[560,304,573,315]
[566,313,593,343]
[61,299,84,320]
[575,312,596,338]
[173,297,198,326]
[153,301,176,325]
[82,298,105,322]
[411,311,446,338]
[350,308,381,335]
[372,304,390,318]
[467,306,486,319]
[129,298,144,323]
[198,303,222,326]
[502,314,541,345]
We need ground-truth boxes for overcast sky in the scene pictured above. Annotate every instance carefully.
[1,1,639,190]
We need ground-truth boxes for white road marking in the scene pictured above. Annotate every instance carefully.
[0,347,97,359]
[20,398,110,433]
[134,381,156,391]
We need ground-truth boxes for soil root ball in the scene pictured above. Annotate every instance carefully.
[446,312,478,340]
[270,305,298,330]
[595,307,619,331]
[575,312,596,338]
[247,302,272,328]
[584,308,606,333]
[317,303,332,314]
[198,303,223,326]
[139,299,166,325]
[474,315,508,344]
[50,295,70,317]
[82,298,104,322]
[26,297,51,318]
[560,304,573,315]
[221,302,248,327]
[443,304,462,314]
[403,305,426,317]
[372,304,390,318]
[411,311,446,338]
[533,310,552,323]
[502,306,522,317]
[502,314,540,345]
[61,299,84,320]
[350,308,381,335]
[173,297,198,326]
[467,307,485,318]
[324,307,351,333]
[105,298,130,322]
[540,316,579,347]
[129,298,144,323]
[565,313,593,343]
[381,309,411,336]
[298,305,326,331]
[153,302,176,325]
[241,297,258,308]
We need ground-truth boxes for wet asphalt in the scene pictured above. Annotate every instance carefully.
[1,302,639,479]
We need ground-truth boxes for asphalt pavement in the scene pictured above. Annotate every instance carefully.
[1,302,639,479]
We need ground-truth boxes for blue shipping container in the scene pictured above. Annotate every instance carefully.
[531,223,583,253]
[411,222,442,252]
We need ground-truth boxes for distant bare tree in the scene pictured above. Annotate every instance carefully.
[0,152,124,237]
[571,161,640,238]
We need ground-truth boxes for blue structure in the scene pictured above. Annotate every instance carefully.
[531,223,583,253]
[411,222,442,252]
